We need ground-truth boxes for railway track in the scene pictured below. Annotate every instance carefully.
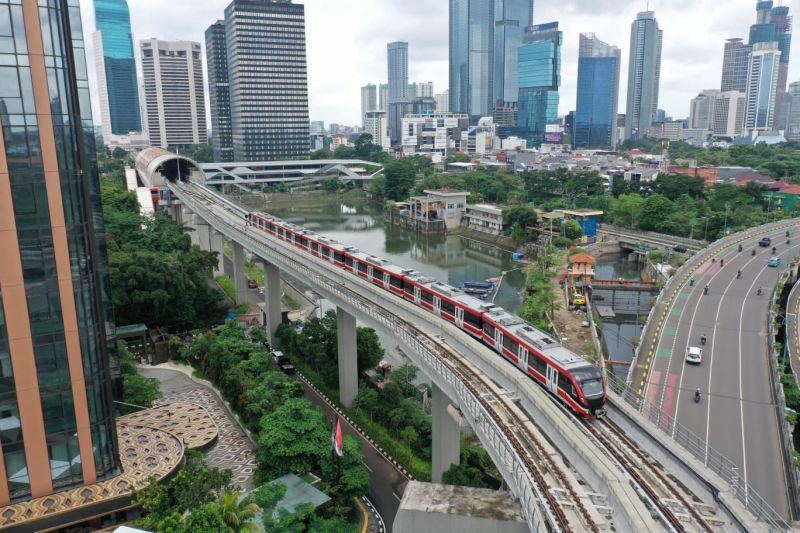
[174,182,604,532]
[581,417,717,532]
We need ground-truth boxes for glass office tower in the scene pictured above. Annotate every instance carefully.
[517,22,561,146]
[492,0,533,106]
[93,0,141,136]
[0,0,119,503]
[205,20,233,162]
[387,41,409,146]
[574,33,621,149]
[624,11,663,140]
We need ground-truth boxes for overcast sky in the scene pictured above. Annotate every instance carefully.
[79,0,798,127]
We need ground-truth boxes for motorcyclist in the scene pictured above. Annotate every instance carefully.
[738,244,743,252]
[757,287,763,295]
[773,246,777,254]
[720,258,724,267]
[701,334,707,345]
[694,389,701,402]
[704,285,709,295]
[737,270,741,279]
[752,249,756,256]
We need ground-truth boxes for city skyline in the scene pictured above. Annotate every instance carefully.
[78,1,798,127]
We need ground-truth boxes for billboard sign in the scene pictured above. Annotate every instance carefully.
[544,132,563,143]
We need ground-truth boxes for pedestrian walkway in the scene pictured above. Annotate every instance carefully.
[141,368,258,491]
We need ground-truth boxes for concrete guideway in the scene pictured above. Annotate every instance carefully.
[598,224,707,253]
[629,219,800,528]
[786,278,800,391]
[170,181,675,532]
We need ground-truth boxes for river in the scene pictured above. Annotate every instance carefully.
[235,192,527,314]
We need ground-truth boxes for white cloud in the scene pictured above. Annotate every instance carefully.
[80,0,797,128]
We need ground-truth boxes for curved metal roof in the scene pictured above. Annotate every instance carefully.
[134,147,205,186]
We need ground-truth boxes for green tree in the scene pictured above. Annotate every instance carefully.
[355,386,379,421]
[217,489,259,532]
[383,159,418,201]
[256,398,330,481]
[122,374,162,414]
[502,205,538,229]
[442,464,492,489]
[563,219,583,240]
[310,148,334,160]
[242,373,303,431]
[638,193,674,231]
[610,193,645,227]
[356,327,384,373]
[156,504,228,532]
[319,434,370,500]
[323,177,340,193]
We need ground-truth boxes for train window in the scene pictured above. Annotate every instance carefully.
[333,252,344,263]
[344,255,353,267]
[441,300,455,316]
[464,311,481,328]
[277,228,284,237]
[421,290,434,304]
[558,373,575,396]
[483,321,495,337]
[357,261,368,274]
[530,354,546,375]
[502,334,518,354]
[299,237,308,247]
[403,280,415,294]
[310,242,318,252]
[390,275,403,289]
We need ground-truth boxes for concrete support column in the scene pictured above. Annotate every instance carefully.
[210,231,224,278]
[432,383,460,483]
[183,208,199,247]
[194,215,210,252]
[336,306,358,407]
[232,241,248,305]
[262,261,282,347]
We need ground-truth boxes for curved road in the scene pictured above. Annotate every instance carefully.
[641,224,798,520]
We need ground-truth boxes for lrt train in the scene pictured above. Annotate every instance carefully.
[245,212,606,417]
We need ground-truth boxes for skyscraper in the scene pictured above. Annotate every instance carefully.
[214,0,310,162]
[744,43,782,133]
[493,0,534,106]
[205,20,233,162]
[787,81,800,139]
[387,41,409,145]
[361,84,378,127]
[574,33,621,149]
[689,90,721,131]
[624,11,663,140]
[721,38,752,93]
[0,0,119,503]
[712,91,746,138]
[140,39,207,149]
[436,90,451,113]
[379,83,389,112]
[93,0,142,138]
[517,22,561,146]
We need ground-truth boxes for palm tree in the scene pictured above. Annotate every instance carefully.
[217,489,259,532]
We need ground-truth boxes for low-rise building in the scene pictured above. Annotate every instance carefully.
[401,113,470,157]
[623,168,659,183]
[464,204,507,235]
[401,189,468,231]
[331,133,350,150]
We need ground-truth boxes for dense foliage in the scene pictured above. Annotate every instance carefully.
[100,161,226,329]
[118,341,161,414]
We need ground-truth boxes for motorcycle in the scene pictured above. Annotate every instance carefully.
[757,287,763,296]
[694,390,701,403]
[737,270,741,279]
[752,249,756,256]
[700,335,707,345]
[704,286,709,295]
[738,244,743,252]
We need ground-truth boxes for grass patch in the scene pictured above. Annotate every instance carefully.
[215,275,236,302]
[233,303,249,314]
[245,261,265,285]
[282,291,301,310]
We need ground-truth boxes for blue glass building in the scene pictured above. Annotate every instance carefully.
[517,22,561,146]
[492,0,533,106]
[94,0,141,135]
[574,33,620,149]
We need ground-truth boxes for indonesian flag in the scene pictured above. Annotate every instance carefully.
[331,418,344,457]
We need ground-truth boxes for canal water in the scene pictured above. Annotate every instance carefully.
[235,193,527,314]
[592,253,651,375]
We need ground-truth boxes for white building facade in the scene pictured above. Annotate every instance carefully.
[401,113,470,157]
[744,43,782,134]
[364,111,389,149]
[140,39,207,148]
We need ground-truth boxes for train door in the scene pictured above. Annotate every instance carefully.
[328,249,334,263]
[517,346,528,372]
[546,365,559,395]
[455,307,464,328]
[367,266,374,282]
[383,273,390,290]
[413,286,421,305]
[433,297,442,316]
[494,329,503,351]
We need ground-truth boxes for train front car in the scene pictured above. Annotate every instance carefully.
[569,364,607,417]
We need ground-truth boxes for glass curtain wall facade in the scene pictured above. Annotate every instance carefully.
[624,11,662,140]
[745,44,781,131]
[492,0,532,106]
[449,0,469,115]
[225,0,310,161]
[205,20,233,162]
[721,38,751,93]
[93,0,141,135]
[387,41,408,146]
[574,33,620,149]
[516,22,561,146]
[0,0,119,504]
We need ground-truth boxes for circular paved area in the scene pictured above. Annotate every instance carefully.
[141,367,258,491]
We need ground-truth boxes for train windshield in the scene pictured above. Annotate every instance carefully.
[573,367,604,397]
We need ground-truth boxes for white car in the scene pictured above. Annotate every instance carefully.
[686,346,703,364]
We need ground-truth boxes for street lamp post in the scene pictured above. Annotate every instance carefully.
[704,217,711,241]
[723,202,731,236]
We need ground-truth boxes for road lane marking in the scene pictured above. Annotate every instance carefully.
[362,462,374,473]
[393,492,401,502]
[656,347,672,359]
[661,373,678,429]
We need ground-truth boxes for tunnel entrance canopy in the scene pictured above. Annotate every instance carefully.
[134,147,206,187]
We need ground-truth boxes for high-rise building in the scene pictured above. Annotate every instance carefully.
[712,91,746,138]
[744,42,782,133]
[435,90,450,113]
[747,1,793,128]
[387,41,409,145]
[211,0,310,161]
[493,0,534,106]
[140,39,207,149]
[0,0,119,505]
[409,81,435,99]
[787,81,800,139]
[689,90,721,131]
[93,0,142,139]
[574,33,621,149]
[205,20,233,162]
[364,111,389,148]
[624,11,663,140]
[379,83,389,112]
[517,22,562,146]
[721,38,752,93]
[361,84,378,127]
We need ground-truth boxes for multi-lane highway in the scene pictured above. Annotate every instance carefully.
[641,224,799,520]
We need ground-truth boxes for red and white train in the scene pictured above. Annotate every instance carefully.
[246,212,606,417]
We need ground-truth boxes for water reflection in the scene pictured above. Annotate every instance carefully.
[236,194,525,313]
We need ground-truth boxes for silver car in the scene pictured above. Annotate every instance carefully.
[686,346,703,364]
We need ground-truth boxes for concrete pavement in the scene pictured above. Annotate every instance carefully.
[637,225,799,519]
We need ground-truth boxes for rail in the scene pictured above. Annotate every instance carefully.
[172,182,594,533]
